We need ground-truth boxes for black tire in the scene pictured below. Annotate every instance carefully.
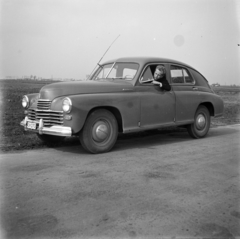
[187,105,210,139]
[79,109,118,154]
[37,134,65,146]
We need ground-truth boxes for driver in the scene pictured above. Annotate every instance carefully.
[151,65,171,91]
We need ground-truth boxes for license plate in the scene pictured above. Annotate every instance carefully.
[26,121,37,130]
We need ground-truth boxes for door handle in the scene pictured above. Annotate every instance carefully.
[192,87,198,91]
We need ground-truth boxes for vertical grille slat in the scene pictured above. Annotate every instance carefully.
[28,99,64,126]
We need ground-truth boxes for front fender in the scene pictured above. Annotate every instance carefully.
[61,92,141,134]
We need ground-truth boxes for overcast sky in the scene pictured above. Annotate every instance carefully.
[1,0,240,85]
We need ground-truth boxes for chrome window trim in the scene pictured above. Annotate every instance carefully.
[105,62,116,78]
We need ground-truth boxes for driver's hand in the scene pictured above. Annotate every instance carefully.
[152,80,159,84]
[152,80,162,87]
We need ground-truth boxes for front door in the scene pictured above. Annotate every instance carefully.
[136,63,175,129]
[139,86,175,128]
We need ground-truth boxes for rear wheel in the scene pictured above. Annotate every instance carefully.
[187,105,210,138]
[79,109,118,154]
[37,134,65,146]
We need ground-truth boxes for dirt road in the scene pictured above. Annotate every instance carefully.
[1,125,240,238]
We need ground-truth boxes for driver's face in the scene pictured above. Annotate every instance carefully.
[154,69,163,79]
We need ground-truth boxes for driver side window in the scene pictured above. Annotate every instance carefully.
[140,64,166,84]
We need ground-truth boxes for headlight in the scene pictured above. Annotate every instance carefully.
[62,97,72,113]
[22,95,29,108]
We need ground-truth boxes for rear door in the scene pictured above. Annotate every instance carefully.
[170,65,201,124]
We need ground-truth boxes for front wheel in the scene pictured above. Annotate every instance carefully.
[187,106,210,138]
[79,109,118,154]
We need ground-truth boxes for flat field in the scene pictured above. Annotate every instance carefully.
[0,80,239,152]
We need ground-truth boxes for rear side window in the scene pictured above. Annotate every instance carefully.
[170,65,194,84]
[190,69,210,87]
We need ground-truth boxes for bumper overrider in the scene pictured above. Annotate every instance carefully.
[20,116,72,137]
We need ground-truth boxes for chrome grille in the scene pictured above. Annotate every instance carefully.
[28,99,64,127]
[37,99,51,110]
[28,109,64,126]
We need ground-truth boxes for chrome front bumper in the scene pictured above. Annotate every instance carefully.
[20,116,72,137]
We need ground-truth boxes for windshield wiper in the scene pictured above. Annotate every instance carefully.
[111,77,124,79]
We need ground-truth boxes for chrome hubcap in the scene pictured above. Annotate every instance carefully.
[92,121,109,142]
[196,114,206,130]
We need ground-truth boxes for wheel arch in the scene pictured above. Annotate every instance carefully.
[198,102,214,116]
[86,106,123,133]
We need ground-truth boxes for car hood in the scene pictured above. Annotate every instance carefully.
[39,80,134,100]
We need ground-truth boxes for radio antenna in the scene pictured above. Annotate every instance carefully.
[97,34,120,66]
[87,34,120,80]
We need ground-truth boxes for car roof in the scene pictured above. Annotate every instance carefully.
[102,56,196,70]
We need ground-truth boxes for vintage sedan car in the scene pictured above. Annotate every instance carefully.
[20,57,224,153]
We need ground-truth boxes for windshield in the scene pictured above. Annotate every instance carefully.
[90,62,139,81]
